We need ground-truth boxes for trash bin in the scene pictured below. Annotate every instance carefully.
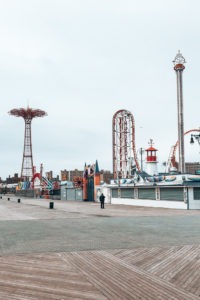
[49,202,54,209]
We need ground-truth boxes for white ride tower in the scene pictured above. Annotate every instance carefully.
[173,50,186,173]
[112,109,140,179]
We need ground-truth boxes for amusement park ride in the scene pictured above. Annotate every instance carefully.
[112,114,200,184]
[166,129,200,173]
[7,51,200,196]
[8,107,56,194]
[112,51,200,182]
[112,109,140,179]
[9,106,47,181]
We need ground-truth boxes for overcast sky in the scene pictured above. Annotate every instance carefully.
[0,0,200,179]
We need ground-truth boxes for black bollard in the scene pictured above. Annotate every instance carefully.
[49,202,54,209]
[18,199,21,203]
[8,198,10,201]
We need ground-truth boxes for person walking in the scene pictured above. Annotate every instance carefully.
[99,193,105,209]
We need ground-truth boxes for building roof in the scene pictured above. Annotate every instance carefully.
[145,146,158,151]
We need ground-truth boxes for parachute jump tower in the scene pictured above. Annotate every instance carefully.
[9,107,47,181]
[112,109,140,179]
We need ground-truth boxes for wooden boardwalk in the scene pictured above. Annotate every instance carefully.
[0,245,200,299]
[0,198,200,299]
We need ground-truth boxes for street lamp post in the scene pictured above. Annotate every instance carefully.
[190,133,200,174]
[138,148,145,172]
[190,134,200,145]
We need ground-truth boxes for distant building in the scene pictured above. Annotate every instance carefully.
[45,171,59,181]
[61,168,113,184]
[6,173,20,184]
[45,171,53,180]
[61,169,83,181]
[100,170,113,184]
[185,162,200,174]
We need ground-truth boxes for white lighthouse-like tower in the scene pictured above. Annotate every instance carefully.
[145,139,158,176]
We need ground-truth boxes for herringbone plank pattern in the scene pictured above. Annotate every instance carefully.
[0,245,199,299]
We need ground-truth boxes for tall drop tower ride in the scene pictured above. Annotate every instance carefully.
[173,50,186,173]
[9,107,47,181]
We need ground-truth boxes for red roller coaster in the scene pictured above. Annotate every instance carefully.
[167,129,200,172]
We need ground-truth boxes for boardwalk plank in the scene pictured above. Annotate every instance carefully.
[0,246,200,299]
[61,251,199,300]
[0,254,107,300]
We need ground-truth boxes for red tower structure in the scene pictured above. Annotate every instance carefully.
[9,107,47,181]
[112,109,140,179]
